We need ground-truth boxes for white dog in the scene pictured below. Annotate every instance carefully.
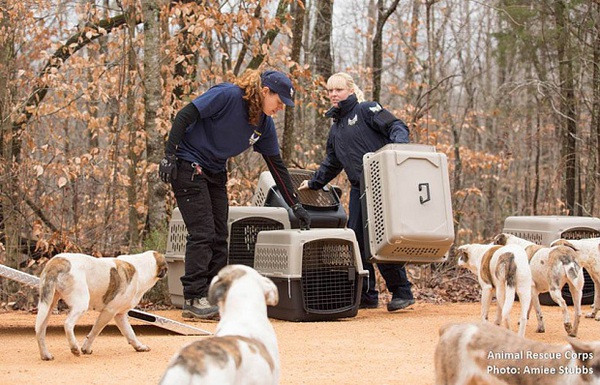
[456,243,533,336]
[494,233,584,337]
[35,250,168,361]
[435,322,600,385]
[551,238,600,320]
[160,264,280,385]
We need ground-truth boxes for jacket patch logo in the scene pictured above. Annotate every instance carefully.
[348,115,358,126]
[369,104,382,113]
[249,130,262,145]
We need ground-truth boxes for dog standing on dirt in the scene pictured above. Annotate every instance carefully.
[35,250,168,361]
[456,243,533,336]
[494,233,584,337]
[551,238,600,320]
[160,264,280,385]
[434,322,600,385]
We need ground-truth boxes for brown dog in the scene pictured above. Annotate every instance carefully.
[35,250,167,361]
[435,322,600,385]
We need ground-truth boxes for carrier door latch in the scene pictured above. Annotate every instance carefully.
[418,183,431,204]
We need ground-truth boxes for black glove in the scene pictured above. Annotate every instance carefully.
[292,203,311,230]
[159,154,178,183]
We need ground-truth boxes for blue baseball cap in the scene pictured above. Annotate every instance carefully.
[261,70,295,107]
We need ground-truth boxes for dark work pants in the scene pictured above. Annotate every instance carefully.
[171,160,229,300]
[348,186,413,301]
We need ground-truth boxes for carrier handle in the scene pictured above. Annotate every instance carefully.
[419,183,431,204]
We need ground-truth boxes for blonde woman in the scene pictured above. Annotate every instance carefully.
[159,69,310,319]
[300,72,414,312]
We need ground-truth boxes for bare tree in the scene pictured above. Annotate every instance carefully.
[372,0,400,101]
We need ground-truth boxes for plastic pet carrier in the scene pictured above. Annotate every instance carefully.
[165,207,187,307]
[362,144,454,264]
[502,215,600,306]
[252,170,347,229]
[227,206,290,267]
[254,228,368,321]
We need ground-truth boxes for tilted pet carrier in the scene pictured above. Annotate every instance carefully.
[362,144,454,264]
[252,170,347,229]
[254,229,368,321]
[503,215,600,306]
[165,207,187,307]
[227,206,290,267]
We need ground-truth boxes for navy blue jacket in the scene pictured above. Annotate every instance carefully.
[176,83,280,173]
[309,94,410,188]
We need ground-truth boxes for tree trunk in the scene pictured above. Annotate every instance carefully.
[312,0,333,145]
[282,1,306,164]
[588,1,600,215]
[144,0,169,243]
[553,0,578,215]
[372,0,400,102]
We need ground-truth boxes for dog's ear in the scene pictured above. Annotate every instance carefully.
[552,239,578,251]
[567,337,595,364]
[493,234,507,245]
[208,275,227,306]
[261,276,278,306]
[153,252,168,279]
[456,247,468,264]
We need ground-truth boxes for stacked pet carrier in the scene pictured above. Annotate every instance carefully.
[252,169,347,228]
[502,215,600,305]
[227,206,291,267]
[361,144,455,264]
[249,169,367,321]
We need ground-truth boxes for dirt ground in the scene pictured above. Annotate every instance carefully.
[3,301,600,385]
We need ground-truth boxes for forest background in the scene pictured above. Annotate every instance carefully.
[1,0,599,305]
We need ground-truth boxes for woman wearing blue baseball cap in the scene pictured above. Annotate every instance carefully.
[159,69,310,320]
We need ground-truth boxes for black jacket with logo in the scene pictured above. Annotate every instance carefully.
[309,94,410,188]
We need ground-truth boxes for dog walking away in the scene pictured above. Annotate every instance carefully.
[35,250,168,361]
[551,238,600,320]
[494,233,584,337]
[435,322,600,385]
[456,243,533,336]
[160,264,280,385]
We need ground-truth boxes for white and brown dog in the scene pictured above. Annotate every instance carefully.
[457,243,533,336]
[551,238,600,320]
[35,250,168,361]
[435,322,600,385]
[160,264,279,385]
[494,233,584,337]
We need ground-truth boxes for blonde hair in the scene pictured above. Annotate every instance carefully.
[233,69,263,126]
[327,72,365,102]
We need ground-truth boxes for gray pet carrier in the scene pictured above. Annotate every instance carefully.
[362,144,455,264]
[502,215,600,306]
[254,228,368,321]
[227,206,290,267]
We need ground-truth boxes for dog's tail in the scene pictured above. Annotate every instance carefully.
[558,247,582,282]
[495,252,517,288]
[35,257,70,334]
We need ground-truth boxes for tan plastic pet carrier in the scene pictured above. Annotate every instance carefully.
[254,228,368,321]
[165,207,187,307]
[165,206,292,307]
[362,144,455,264]
[502,215,600,306]
[227,206,291,267]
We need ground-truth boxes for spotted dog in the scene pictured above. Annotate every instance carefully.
[35,251,167,361]
[160,264,280,385]
[457,243,533,336]
[494,233,584,337]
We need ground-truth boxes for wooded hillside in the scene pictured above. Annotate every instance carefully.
[1,1,598,284]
